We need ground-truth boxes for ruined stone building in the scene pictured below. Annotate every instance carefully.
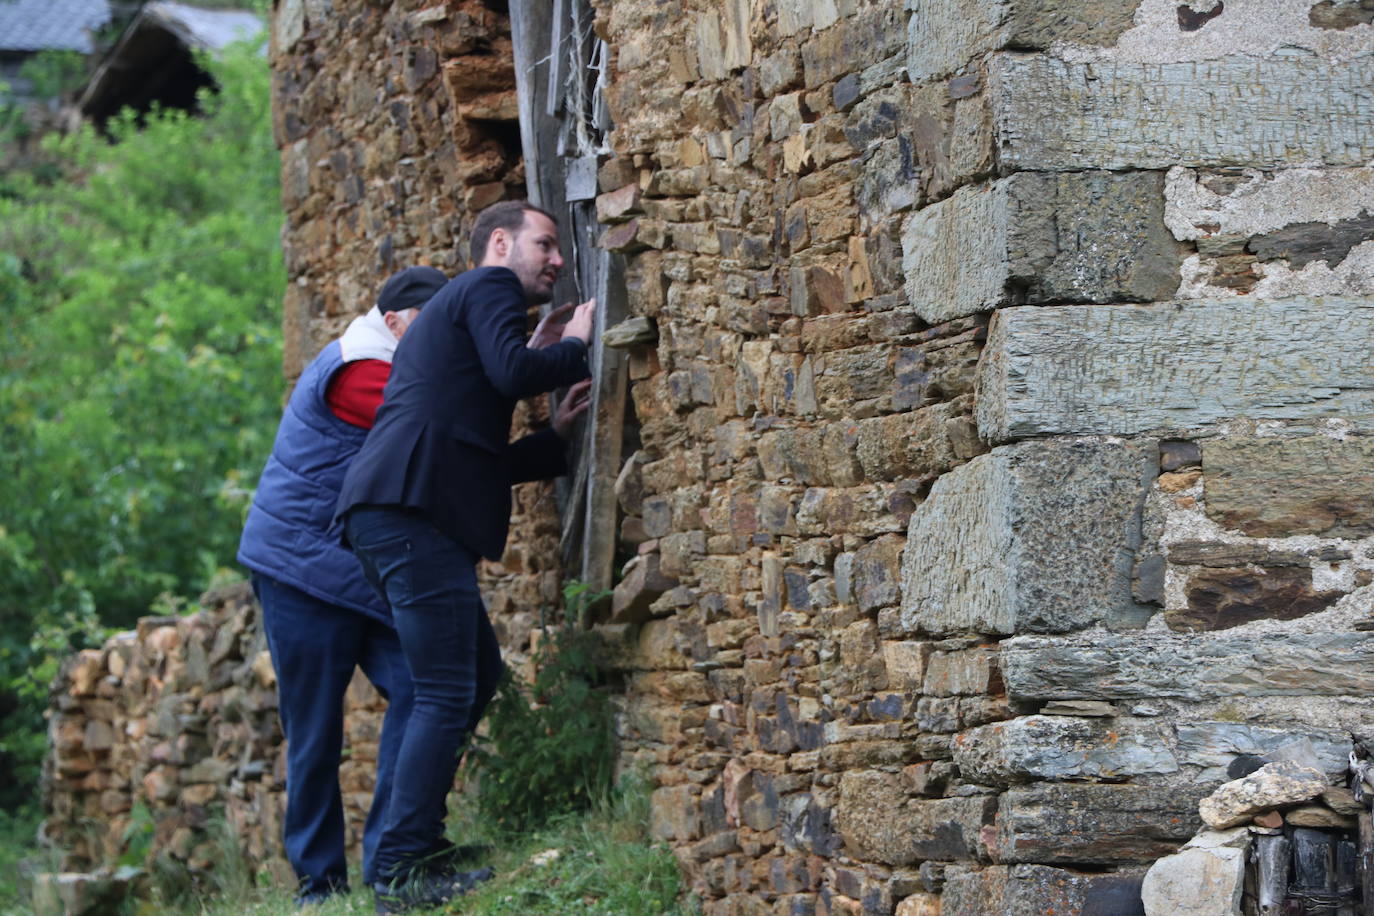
[44,0,1374,912]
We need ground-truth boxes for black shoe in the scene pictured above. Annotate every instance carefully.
[295,877,348,907]
[372,867,495,914]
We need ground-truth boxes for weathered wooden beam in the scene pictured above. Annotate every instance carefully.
[579,248,627,596]
[1359,810,1374,915]
[1255,833,1290,916]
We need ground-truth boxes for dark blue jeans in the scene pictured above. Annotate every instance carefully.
[344,506,504,882]
[253,574,414,896]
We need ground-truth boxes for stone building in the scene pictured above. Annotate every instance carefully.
[43,0,1374,913]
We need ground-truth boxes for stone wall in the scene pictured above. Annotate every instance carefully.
[43,0,1374,912]
[586,0,1374,911]
[43,583,390,881]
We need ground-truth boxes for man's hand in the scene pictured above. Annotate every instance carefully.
[528,302,576,350]
[562,298,596,345]
[553,379,593,439]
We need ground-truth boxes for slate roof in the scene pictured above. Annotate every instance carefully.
[0,0,112,54]
[141,2,261,51]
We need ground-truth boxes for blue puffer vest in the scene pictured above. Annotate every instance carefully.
[237,340,388,621]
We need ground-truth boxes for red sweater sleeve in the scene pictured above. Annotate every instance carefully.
[326,359,391,429]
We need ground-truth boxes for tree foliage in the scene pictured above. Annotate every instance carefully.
[0,42,283,806]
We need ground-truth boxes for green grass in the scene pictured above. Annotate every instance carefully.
[0,808,43,911]
[0,782,695,916]
[448,784,695,916]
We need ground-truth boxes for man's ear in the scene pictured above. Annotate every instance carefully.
[383,311,400,336]
[489,227,509,260]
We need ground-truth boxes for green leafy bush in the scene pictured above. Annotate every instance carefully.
[467,583,617,833]
[0,39,282,807]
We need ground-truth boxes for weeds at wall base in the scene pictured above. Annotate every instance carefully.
[10,780,693,915]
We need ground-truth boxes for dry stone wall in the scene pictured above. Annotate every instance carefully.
[43,583,391,882]
[43,0,1374,912]
[592,0,1374,912]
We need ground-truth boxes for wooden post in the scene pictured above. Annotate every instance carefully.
[1256,834,1291,916]
[1360,811,1374,915]
[1339,838,1359,916]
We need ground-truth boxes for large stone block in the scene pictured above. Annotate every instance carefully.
[1203,435,1374,538]
[942,864,1147,916]
[997,784,1203,865]
[987,52,1374,171]
[902,171,1180,323]
[907,0,1143,82]
[1002,630,1374,703]
[1140,840,1245,916]
[899,438,1154,637]
[977,298,1374,442]
[834,770,994,866]
[954,716,1178,785]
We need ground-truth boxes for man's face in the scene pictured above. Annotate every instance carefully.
[501,211,563,305]
[383,307,420,340]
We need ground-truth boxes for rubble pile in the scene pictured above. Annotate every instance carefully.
[1143,751,1373,915]
[43,582,388,881]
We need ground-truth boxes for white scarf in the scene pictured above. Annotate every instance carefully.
[337,307,398,364]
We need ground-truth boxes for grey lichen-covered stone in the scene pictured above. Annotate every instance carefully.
[1202,435,1374,537]
[1140,840,1246,916]
[902,171,1180,323]
[941,864,1148,916]
[834,770,994,866]
[1174,722,1351,782]
[1002,630,1374,703]
[987,52,1374,171]
[976,298,1374,442]
[954,716,1178,785]
[602,316,658,349]
[907,0,1143,83]
[1198,760,1328,829]
[899,438,1154,637]
[998,784,1203,865]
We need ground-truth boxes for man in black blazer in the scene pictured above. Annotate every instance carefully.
[336,200,594,913]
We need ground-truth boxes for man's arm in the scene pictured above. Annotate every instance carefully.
[464,269,591,399]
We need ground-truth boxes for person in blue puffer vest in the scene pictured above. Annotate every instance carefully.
[237,266,446,904]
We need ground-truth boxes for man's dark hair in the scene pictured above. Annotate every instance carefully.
[470,200,556,266]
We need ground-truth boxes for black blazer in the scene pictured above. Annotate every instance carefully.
[336,266,591,559]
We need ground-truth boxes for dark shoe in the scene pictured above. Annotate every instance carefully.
[372,867,495,914]
[295,878,348,907]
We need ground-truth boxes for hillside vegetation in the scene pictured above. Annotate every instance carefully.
[0,40,284,808]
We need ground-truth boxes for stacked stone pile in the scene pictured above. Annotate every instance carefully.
[1142,756,1368,914]
[43,582,391,880]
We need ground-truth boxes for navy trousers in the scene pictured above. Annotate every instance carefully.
[253,574,415,896]
[343,506,504,882]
